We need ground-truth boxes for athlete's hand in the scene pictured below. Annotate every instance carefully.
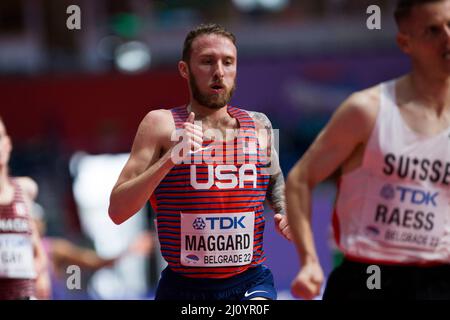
[171,112,204,164]
[183,112,203,152]
[291,262,324,300]
[274,213,292,241]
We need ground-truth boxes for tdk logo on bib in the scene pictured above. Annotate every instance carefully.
[193,216,246,230]
[192,218,206,230]
[380,184,395,200]
[380,184,438,207]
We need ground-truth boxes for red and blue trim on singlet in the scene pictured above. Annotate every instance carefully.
[150,105,270,279]
[0,179,35,299]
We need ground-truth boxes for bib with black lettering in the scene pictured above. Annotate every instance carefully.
[333,80,450,264]
[0,179,36,299]
[180,211,255,267]
[150,105,271,278]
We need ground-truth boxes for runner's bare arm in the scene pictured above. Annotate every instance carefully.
[287,90,378,299]
[108,110,175,225]
[250,112,284,214]
[17,178,46,270]
[17,177,51,299]
[51,231,153,270]
[51,239,117,269]
[109,110,201,225]
[286,90,378,266]
[250,111,292,240]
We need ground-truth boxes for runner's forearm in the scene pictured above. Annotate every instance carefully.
[286,174,320,265]
[109,150,175,224]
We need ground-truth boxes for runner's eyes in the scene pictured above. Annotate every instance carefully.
[224,58,234,65]
[425,26,441,37]
[201,59,213,64]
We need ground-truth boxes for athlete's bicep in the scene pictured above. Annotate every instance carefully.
[292,97,376,186]
[249,111,281,175]
[114,111,169,187]
[249,111,285,213]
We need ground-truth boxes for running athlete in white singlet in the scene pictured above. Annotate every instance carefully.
[286,0,450,300]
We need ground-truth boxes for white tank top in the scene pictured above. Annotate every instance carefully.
[334,79,450,264]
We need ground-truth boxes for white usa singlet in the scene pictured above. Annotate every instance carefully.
[333,79,450,264]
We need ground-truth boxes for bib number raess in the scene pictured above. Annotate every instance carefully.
[0,234,36,279]
[361,177,448,251]
[181,212,255,267]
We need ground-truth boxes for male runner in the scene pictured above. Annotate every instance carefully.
[109,23,291,300]
[286,0,450,300]
[0,116,50,299]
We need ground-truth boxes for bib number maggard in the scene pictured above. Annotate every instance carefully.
[181,212,255,267]
[0,234,36,279]
[361,177,448,251]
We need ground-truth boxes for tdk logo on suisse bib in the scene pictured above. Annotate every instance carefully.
[380,184,395,200]
[380,184,438,207]
[193,216,246,230]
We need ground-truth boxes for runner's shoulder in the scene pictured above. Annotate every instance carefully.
[15,177,38,201]
[140,109,176,138]
[341,85,380,120]
[142,109,174,126]
[245,110,273,130]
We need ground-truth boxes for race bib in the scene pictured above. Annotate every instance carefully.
[0,234,36,279]
[180,212,255,267]
[360,176,448,251]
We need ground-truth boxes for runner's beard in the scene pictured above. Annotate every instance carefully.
[189,73,236,109]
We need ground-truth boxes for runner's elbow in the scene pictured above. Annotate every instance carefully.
[108,201,129,225]
[287,167,310,190]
